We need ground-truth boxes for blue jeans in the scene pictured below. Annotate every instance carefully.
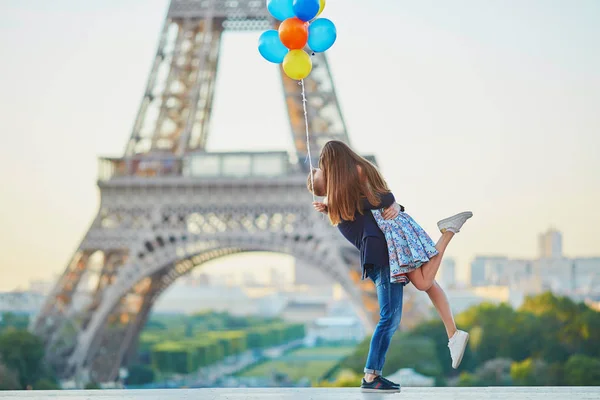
[364,264,404,375]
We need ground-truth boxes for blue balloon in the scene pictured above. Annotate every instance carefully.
[266,0,295,21]
[293,0,320,22]
[258,30,289,63]
[307,18,337,52]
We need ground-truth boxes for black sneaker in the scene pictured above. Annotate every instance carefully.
[379,376,401,389]
[360,375,401,393]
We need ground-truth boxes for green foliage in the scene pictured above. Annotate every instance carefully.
[326,292,600,387]
[239,360,336,382]
[456,372,480,387]
[411,319,476,375]
[32,378,59,390]
[456,302,523,364]
[452,358,513,386]
[564,354,600,386]
[0,329,46,389]
[148,322,305,375]
[580,310,600,358]
[315,369,362,387]
[125,364,155,385]
[206,331,247,357]
[84,382,101,389]
[0,313,30,333]
[287,346,354,359]
[340,332,443,380]
[151,341,195,374]
[0,362,20,390]
[472,358,513,386]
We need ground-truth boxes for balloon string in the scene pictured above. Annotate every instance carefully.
[300,79,316,203]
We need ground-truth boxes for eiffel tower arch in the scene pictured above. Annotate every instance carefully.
[32,0,422,383]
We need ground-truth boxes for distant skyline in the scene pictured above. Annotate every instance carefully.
[1,0,599,291]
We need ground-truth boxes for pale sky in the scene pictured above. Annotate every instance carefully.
[0,0,599,291]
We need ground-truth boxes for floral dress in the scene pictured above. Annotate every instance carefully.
[371,210,439,284]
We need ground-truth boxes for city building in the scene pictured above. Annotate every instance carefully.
[280,300,329,323]
[573,257,600,295]
[0,291,46,315]
[440,258,457,288]
[469,229,600,299]
[469,256,510,286]
[413,285,517,314]
[308,317,364,343]
[538,228,563,259]
[153,284,258,315]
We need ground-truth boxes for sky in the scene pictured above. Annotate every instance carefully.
[0,0,599,291]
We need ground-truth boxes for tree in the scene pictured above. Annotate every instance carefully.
[456,372,481,387]
[316,369,362,388]
[564,355,600,386]
[510,358,552,386]
[0,313,29,333]
[125,364,155,386]
[579,310,600,358]
[33,379,59,390]
[519,292,584,321]
[410,320,476,376]
[456,303,519,364]
[472,358,513,386]
[340,333,443,380]
[0,329,47,389]
[0,362,20,390]
[519,293,587,359]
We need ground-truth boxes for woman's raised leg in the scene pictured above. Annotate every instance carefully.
[407,231,454,291]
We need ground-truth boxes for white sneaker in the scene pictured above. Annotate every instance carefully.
[437,212,473,234]
[448,330,469,369]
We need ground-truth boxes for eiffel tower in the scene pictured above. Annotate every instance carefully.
[32,0,423,383]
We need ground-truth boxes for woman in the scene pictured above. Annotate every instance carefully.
[308,140,471,392]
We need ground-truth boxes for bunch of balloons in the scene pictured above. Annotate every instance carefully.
[258,0,337,80]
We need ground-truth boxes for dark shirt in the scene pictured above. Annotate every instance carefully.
[336,192,396,278]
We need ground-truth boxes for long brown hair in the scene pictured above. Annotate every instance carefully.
[319,140,390,225]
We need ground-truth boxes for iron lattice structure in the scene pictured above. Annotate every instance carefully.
[32,0,423,383]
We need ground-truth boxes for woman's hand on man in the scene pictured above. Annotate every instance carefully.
[382,202,401,220]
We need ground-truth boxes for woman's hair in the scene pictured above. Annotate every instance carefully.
[319,140,390,225]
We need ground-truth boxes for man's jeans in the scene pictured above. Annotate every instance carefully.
[364,264,404,375]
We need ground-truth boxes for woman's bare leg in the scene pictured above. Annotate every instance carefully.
[406,231,454,291]
[426,281,457,339]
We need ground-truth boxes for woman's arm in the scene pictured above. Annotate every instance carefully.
[361,192,395,210]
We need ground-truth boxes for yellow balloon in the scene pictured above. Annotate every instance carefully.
[317,0,326,16]
[283,49,312,80]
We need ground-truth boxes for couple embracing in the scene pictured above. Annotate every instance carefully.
[307,141,471,393]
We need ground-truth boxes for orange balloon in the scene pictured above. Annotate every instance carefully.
[278,17,308,50]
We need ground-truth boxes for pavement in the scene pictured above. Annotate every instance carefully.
[0,387,598,400]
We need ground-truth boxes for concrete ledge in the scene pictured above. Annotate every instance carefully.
[0,387,598,399]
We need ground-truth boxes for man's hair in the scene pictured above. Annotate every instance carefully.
[306,168,325,196]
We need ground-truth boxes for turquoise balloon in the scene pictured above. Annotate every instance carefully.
[307,18,337,52]
[266,0,295,21]
[293,0,320,22]
[258,30,289,63]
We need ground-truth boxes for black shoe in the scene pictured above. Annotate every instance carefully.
[379,376,401,389]
[361,375,401,393]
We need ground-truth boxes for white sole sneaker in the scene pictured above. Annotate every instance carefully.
[361,388,401,393]
[437,211,473,234]
[449,330,470,369]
